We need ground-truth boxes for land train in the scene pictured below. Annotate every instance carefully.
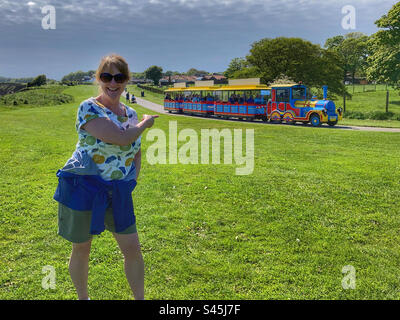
[163,79,343,127]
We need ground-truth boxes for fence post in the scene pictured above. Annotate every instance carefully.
[343,94,346,113]
[386,90,389,113]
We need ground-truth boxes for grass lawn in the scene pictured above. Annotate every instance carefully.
[332,90,400,116]
[1,85,400,300]
[127,85,164,105]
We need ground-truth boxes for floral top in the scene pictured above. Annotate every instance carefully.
[74,97,141,181]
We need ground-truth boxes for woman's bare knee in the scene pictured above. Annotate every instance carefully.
[113,233,142,259]
[72,240,92,257]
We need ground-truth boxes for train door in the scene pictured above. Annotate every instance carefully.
[275,88,290,112]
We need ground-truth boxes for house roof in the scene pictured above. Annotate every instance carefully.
[161,74,227,82]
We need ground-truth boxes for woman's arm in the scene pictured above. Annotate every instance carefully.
[133,149,141,180]
[82,114,158,146]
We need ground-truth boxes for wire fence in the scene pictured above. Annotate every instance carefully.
[346,83,396,93]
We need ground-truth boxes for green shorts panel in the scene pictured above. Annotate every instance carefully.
[58,203,137,243]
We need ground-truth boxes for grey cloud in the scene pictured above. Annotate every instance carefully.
[1,0,396,28]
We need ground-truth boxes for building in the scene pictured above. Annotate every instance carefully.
[159,74,227,85]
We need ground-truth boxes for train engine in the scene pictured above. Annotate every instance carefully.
[268,84,343,126]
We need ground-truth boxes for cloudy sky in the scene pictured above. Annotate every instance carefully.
[0,0,397,80]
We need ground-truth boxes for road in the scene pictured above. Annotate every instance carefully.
[134,97,400,133]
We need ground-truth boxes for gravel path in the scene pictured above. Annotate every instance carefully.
[134,97,400,133]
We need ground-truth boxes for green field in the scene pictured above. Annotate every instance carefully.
[0,85,74,109]
[1,85,400,299]
[333,90,400,119]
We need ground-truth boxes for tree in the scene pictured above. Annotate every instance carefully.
[230,66,260,79]
[270,74,297,86]
[131,72,145,79]
[324,32,369,83]
[367,2,400,89]
[144,65,163,85]
[27,74,46,87]
[223,58,249,78]
[61,70,95,84]
[186,68,208,76]
[245,37,346,95]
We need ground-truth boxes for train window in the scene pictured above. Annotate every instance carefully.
[191,91,199,102]
[259,90,270,104]
[214,90,222,102]
[292,87,306,100]
[205,91,214,102]
[276,89,290,103]
[222,91,229,102]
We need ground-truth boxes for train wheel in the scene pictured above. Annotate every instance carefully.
[283,112,295,125]
[328,120,338,126]
[262,116,268,122]
[310,114,321,127]
[270,112,281,124]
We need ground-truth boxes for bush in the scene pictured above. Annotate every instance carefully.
[343,110,400,121]
[368,111,394,120]
[344,111,367,119]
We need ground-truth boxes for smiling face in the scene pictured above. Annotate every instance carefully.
[95,54,130,104]
[98,64,128,101]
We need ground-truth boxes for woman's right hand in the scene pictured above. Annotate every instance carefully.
[142,114,159,129]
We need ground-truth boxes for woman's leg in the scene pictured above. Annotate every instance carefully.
[69,240,92,300]
[113,232,144,300]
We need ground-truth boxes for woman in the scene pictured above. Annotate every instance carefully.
[54,53,158,300]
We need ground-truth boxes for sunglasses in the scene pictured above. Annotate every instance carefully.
[100,72,128,83]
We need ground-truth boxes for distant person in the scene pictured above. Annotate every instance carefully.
[126,91,130,102]
[131,94,136,103]
[53,54,158,300]
[141,91,144,97]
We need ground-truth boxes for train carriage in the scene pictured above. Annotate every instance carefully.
[164,83,218,116]
[213,83,271,121]
[164,87,184,113]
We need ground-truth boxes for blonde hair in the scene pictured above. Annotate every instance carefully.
[95,53,131,82]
